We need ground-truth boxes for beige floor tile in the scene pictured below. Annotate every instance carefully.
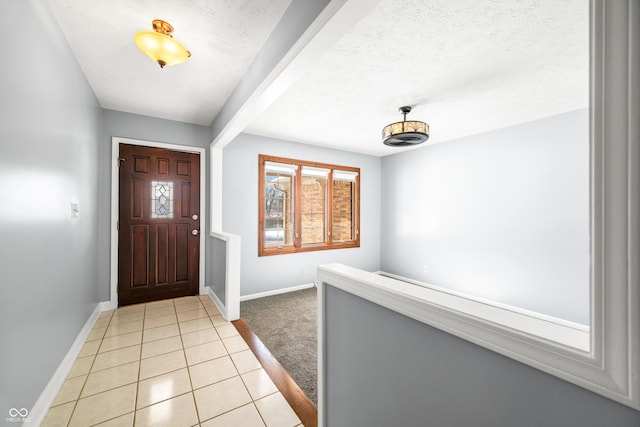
[179,317,213,334]
[176,307,209,322]
[87,326,107,342]
[78,339,101,358]
[67,355,95,378]
[111,311,145,324]
[241,369,279,400]
[144,306,176,319]
[81,361,139,397]
[210,315,229,327]
[41,401,75,427]
[135,392,198,427]
[145,299,174,309]
[51,375,86,406]
[193,376,252,422]
[98,310,115,320]
[230,349,262,374]
[139,350,186,380]
[174,300,202,311]
[136,368,192,409]
[181,328,220,348]
[222,336,250,354]
[143,313,177,329]
[201,299,218,309]
[184,340,227,366]
[174,295,201,305]
[69,383,137,427]
[94,412,134,426]
[200,403,266,427]
[99,331,143,353]
[188,356,238,390]
[92,345,141,372]
[141,335,183,359]
[175,303,204,314]
[118,303,146,314]
[254,392,301,427]
[93,317,111,329]
[105,319,144,337]
[205,308,222,319]
[143,324,180,343]
[175,297,201,304]
[214,324,239,339]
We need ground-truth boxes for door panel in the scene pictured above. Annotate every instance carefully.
[118,144,200,306]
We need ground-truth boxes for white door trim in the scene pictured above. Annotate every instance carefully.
[110,136,207,309]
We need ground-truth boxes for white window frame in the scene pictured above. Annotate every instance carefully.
[318,0,640,416]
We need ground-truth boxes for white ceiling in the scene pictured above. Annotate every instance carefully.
[47,0,292,125]
[47,0,589,157]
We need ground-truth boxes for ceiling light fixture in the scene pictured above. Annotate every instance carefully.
[134,19,191,68]
[382,106,429,146]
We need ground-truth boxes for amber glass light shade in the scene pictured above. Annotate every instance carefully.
[134,20,191,68]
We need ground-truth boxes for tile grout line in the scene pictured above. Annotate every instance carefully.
[64,310,112,427]
[180,298,204,425]
[46,296,303,426]
[130,302,149,426]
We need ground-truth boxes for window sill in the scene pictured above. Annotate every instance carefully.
[259,242,359,256]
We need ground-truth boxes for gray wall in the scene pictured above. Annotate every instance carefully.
[0,0,102,416]
[210,237,227,303]
[381,109,589,325]
[324,285,640,427]
[99,109,212,301]
[223,133,381,296]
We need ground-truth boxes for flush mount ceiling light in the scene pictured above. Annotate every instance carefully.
[382,106,429,146]
[134,19,191,68]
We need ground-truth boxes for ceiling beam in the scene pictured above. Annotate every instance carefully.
[209,0,382,148]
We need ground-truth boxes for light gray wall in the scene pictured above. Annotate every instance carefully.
[210,237,227,303]
[323,285,640,427]
[0,0,102,415]
[223,133,381,296]
[381,109,589,325]
[99,109,212,301]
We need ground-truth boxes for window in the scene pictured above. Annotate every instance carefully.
[259,155,360,256]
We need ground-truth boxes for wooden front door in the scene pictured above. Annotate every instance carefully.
[118,144,200,306]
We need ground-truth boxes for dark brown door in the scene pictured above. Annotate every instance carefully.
[118,144,200,306]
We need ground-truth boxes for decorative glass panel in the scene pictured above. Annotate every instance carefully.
[265,172,294,247]
[151,181,174,218]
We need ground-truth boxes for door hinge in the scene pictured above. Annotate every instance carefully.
[116,284,119,293]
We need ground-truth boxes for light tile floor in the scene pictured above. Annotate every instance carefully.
[42,295,302,427]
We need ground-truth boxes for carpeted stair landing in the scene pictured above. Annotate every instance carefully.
[240,287,317,405]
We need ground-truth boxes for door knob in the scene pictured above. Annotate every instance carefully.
[192,229,199,236]
[192,214,198,220]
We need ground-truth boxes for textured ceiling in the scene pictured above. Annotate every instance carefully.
[245,0,589,156]
[47,0,292,125]
[47,0,588,156]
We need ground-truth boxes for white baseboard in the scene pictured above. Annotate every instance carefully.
[240,282,316,302]
[29,301,111,426]
[203,287,233,321]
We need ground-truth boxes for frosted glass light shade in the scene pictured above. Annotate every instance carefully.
[134,20,191,68]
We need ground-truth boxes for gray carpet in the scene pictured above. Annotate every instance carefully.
[240,287,317,405]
